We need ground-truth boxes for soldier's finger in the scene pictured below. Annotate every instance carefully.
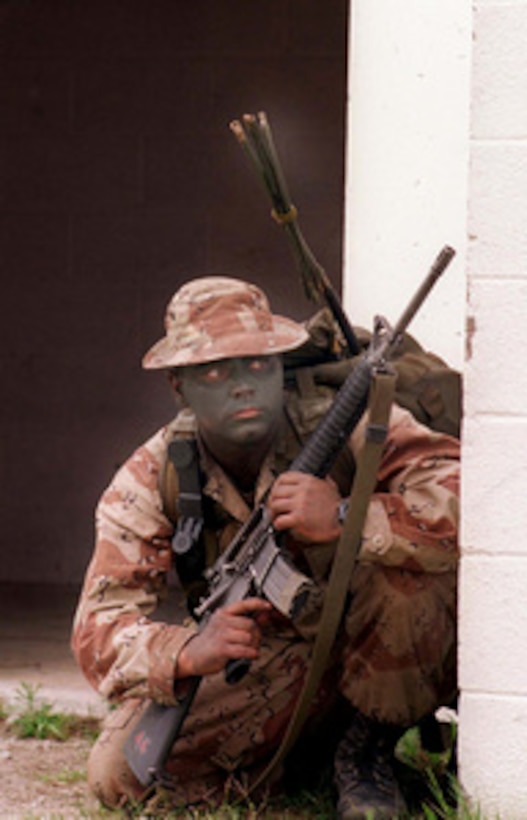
[224,597,272,616]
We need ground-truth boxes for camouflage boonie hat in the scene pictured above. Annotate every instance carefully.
[142,276,309,369]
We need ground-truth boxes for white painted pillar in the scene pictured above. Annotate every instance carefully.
[343,0,470,369]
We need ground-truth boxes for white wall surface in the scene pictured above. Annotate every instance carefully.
[345,1,527,817]
[461,1,527,816]
[344,0,470,370]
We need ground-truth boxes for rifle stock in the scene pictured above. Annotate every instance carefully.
[122,677,200,787]
[123,246,455,787]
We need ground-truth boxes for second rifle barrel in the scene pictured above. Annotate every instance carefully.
[390,245,456,343]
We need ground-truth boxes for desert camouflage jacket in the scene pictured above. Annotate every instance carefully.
[71,403,459,706]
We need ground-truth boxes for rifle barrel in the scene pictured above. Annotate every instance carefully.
[389,245,456,349]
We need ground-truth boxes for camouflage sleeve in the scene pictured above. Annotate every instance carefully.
[350,404,460,573]
[71,427,198,704]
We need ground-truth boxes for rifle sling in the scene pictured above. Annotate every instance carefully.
[247,368,396,795]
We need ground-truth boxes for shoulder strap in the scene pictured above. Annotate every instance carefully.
[167,438,204,556]
[161,434,210,612]
[248,368,397,794]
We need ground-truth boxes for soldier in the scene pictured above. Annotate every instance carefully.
[72,276,459,819]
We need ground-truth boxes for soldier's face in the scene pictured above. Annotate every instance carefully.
[177,355,284,452]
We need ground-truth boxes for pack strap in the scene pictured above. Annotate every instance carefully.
[167,438,204,556]
[247,368,396,794]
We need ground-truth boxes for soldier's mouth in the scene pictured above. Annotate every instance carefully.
[231,407,261,420]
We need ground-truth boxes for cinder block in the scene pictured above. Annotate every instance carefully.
[468,142,527,278]
[472,3,527,139]
[459,692,527,818]
[462,417,527,553]
[464,277,527,414]
[459,555,527,692]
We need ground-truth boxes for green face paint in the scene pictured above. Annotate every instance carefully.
[178,355,283,459]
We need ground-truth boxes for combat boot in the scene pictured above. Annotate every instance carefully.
[333,710,406,819]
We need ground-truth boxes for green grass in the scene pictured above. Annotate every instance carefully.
[0,687,493,819]
[3,681,100,741]
[394,722,493,820]
[40,766,87,785]
[120,731,486,820]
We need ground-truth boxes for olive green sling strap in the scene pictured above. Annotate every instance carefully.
[248,369,396,795]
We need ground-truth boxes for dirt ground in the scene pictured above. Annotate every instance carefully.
[0,724,103,818]
[0,723,453,820]
[0,723,335,820]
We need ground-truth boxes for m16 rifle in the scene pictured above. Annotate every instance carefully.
[123,245,455,788]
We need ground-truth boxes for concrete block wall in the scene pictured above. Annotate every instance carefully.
[460,0,527,815]
[345,0,527,814]
[0,1,348,584]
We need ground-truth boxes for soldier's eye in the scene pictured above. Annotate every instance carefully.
[198,362,231,383]
[247,357,273,373]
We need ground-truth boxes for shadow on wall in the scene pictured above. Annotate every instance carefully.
[0,0,349,584]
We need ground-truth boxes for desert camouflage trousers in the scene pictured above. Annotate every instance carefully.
[88,566,457,809]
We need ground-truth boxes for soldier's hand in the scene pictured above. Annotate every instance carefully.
[268,471,342,543]
[176,597,272,678]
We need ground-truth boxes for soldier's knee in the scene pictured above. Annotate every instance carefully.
[87,699,145,809]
